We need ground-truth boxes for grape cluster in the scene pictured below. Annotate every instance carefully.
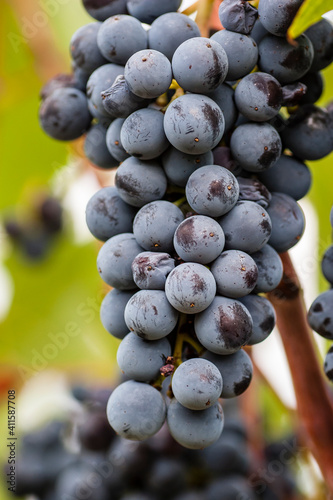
[5,387,300,500]
[308,206,333,383]
[39,0,333,449]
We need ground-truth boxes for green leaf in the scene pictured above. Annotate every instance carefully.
[288,0,332,39]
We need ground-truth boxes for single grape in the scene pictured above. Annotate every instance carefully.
[115,157,167,207]
[86,63,124,117]
[204,350,253,398]
[172,358,223,411]
[107,380,166,440]
[209,83,238,134]
[258,0,303,37]
[174,215,225,264]
[86,186,136,241]
[211,30,258,81]
[230,122,282,172]
[280,105,333,161]
[237,177,271,208]
[167,399,224,449]
[105,118,130,162]
[127,0,182,24]
[133,200,184,252]
[162,147,214,187]
[70,23,107,74]
[239,294,276,345]
[185,165,239,217]
[322,246,333,285]
[251,244,283,293]
[82,0,127,21]
[172,37,228,94]
[97,233,143,289]
[218,0,258,35]
[131,251,175,290]
[120,108,169,160]
[305,18,333,72]
[194,296,253,355]
[165,262,216,314]
[148,12,200,61]
[266,192,305,253]
[324,346,333,383]
[84,123,118,169]
[117,333,171,382]
[308,290,333,340]
[258,154,311,201]
[101,75,151,118]
[39,88,91,141]
[163,94,225,155]
[124,49,173,99]
[211,250,258,298]
[124,289,179,340]
[218,201,272,254]
[258,34,314,84]
[97,15,148,65]
[100,289,136,339]
[235,72,283,122]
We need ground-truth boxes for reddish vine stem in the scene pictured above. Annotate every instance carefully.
[268,252,333,493]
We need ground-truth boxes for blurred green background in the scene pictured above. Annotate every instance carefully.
[0,1,333,498]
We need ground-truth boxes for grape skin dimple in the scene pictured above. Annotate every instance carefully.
[131,251,175,290]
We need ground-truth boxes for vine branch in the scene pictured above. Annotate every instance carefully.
[268,252,333,494]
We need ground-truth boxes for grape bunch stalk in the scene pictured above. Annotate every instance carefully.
[39,0,333,463]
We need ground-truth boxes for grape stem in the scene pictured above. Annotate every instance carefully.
[267,252,333,494]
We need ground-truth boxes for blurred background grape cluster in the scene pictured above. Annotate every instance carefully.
[0,1,333,498]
